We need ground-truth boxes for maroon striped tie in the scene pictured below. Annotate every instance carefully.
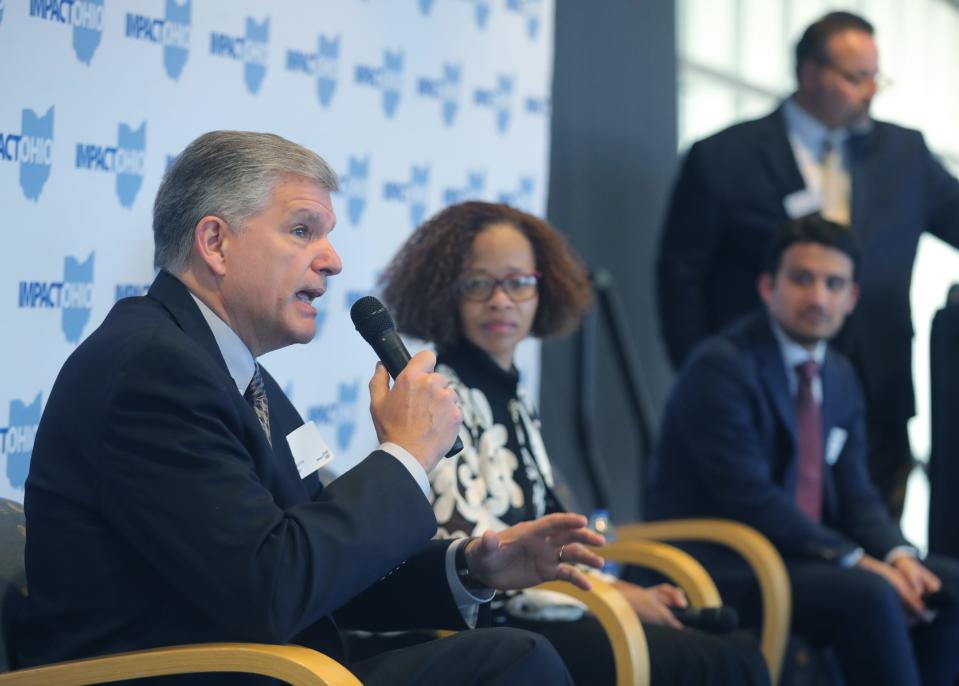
[795,360,823,520]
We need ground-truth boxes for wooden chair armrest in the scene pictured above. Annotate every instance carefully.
[537,577,649,686]
[616,519,790,685]
[0,643,361,686]
[596,539,722,608]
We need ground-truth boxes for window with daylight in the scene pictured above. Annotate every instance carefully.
[676,0,959,550]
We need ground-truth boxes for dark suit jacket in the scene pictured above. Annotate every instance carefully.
[647,310,909,563]
[15,270,467,680]
[657,104,959,424]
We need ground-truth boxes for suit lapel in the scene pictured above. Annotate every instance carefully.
[756,106,807,208]
[147,270,317,504]
[849,129,879,242]
[147,270,232,381]
[752,315,797,445]
[260,367,319,504]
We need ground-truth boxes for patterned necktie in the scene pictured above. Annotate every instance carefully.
[821,137,851,225]
[795,360,823,521]
[244,363,272,446]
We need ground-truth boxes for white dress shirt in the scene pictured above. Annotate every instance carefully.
[782,97,852,224]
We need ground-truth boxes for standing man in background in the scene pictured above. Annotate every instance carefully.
[657,10,959,518]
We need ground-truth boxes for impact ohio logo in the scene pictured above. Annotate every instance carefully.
[210,16,270,95]
[505,0,542,39]
[17,253,95,344]
[443,171,485,205]
[75,122,147,208]
[474,75,514,133]
[0,106,55,201]
[307,380,360,452]
[383,165,429,228]
[355,51,403,118]
[417,64,461,127]
[285,34,339,107]
[525,95,550,117]
[1,393,42,492]
[337,155,369,226]
[124,0,191,80]
[498,176,535,212]
[29,0,104,64]
[465,0,492,28]
[419,0,491,28]
[114,282,150,301]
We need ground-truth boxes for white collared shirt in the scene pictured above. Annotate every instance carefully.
[782,98,851,211]
[769,317,827,403]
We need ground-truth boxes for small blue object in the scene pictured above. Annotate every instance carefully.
[588,509,621,576]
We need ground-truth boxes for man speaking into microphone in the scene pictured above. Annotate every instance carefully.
[14,131,604,686]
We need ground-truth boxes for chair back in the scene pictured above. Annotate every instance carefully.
[0,498,27,672]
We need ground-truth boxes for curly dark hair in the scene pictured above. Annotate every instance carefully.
[380,201,593,349]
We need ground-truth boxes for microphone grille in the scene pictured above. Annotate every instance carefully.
[350,296,396,339]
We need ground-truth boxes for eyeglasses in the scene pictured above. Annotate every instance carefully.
[458,273,540,302]
[819,59,890,91]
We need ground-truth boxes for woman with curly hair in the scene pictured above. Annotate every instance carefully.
[379,201,768,686]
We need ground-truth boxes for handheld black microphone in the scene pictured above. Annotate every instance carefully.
[670,606,740,634]
[350,296,463,457]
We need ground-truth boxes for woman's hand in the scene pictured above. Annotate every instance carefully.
[612,580,688,628]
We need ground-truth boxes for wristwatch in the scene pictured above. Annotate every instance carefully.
[455,537,490,591]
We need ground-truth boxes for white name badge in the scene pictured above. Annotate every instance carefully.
[783,188,822,219]
[286,421,335,479]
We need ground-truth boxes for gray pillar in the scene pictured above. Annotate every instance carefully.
[543,0,677,521]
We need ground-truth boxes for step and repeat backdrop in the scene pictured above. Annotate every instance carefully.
[0,0,555,501]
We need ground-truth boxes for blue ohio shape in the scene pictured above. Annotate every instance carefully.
[72,0,104,65]
[4,393,43,490]
[116,121,146,208]
[163,0,191,80]
[244,16,269,94]
[19,106,54,201]
[315,34,339,106]
[61,252,95,344]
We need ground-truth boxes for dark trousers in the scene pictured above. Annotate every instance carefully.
[349,627,572,686]
[790,555,959,686]
[702,551,959,686]
[350,614,769,686]
[511,615,767,686]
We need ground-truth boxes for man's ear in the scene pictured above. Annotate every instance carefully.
[845,282,861,314]
[758,272,775,306]
[193,215,230,276]
[796,59,818,94]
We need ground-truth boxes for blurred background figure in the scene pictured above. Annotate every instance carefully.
[657,10,959,521]
[651,215,959,686]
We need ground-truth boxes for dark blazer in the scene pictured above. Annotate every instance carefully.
[657,104,959,424]
[15,270,466,679]
[647,310,909,563]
